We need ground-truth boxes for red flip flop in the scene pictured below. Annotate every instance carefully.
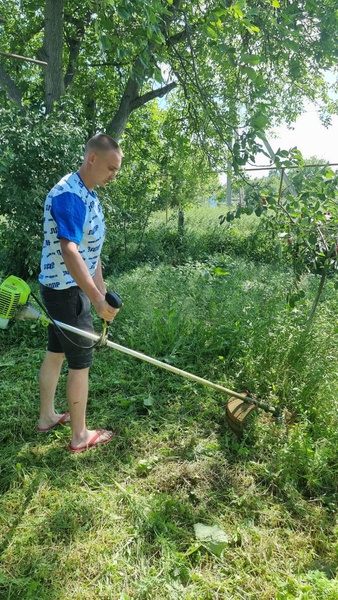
[36,412,71,432]
[67,429,115,453]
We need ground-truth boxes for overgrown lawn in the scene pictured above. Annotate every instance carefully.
[1,215,338,598]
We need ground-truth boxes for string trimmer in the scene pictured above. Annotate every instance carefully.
[0,275,283,434]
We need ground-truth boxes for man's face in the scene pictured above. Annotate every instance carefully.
[90,149,122,187]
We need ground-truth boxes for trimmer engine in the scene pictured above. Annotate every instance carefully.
[0,275,46,329]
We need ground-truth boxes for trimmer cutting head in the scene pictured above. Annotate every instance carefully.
[226,393,257,435]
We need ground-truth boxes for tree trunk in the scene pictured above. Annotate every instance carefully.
[178,209,184,236]
[0,63,22,105]
[42,0,65,113]
[307,269,327,327]
[64,17,85,91]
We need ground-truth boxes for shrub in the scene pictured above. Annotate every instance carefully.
[0,106,84,278]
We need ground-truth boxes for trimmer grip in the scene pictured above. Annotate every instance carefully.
[105,290,123,309]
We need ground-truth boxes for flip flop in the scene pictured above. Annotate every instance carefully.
[36,412,71,432]
[67,429,115,453]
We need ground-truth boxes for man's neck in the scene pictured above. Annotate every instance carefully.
[77,166,94,191]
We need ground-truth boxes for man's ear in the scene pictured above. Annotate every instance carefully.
[87,151,97,165]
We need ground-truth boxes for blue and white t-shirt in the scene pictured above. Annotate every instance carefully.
[39,172,105,289]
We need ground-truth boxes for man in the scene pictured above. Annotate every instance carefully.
[37,133,123,453]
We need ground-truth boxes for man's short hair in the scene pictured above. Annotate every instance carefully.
[85,133,123,156]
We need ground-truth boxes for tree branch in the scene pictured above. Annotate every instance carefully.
[64,15,86,90]
[131,81,177,111]
[0,51,47,66]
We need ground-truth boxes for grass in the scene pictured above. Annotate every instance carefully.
[105,206,277,272]
[1,208,338,598]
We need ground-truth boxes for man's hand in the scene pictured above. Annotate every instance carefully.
[93,296,120,322]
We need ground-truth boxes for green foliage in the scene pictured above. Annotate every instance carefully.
[99,108,217,272]
[100,108,166,267]
[0,106,85,277]
[221,151,338,319]
[111,206,277,271]
[0,101,217,279]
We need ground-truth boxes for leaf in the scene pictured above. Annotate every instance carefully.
[194,523,229,542]
[214,9,228,17]
[153,67,163,84]
[241,66,257,82]
[214,267,229,276]
[309,233,318,245]
[232,5,244,18]
[240,53,262,65]
[207,25,219,40]
[275,242,283,259]
[143,396,154,407]
[194,523,230,557]
[250,114,269,130]
[243,19,260,33]
[99,34,110,52]
[185,543,202,556]
[255,74,266,88]
[117,6,131,19]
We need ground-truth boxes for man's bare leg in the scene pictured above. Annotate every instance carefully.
[38,350,67,430]
[67,367,113,449]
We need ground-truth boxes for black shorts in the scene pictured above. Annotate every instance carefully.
[40,284,94,370]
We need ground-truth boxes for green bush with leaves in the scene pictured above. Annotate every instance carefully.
[0,106,84,277]
[222,151,338,323]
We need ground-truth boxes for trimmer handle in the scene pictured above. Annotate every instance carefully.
[105,290,123,309]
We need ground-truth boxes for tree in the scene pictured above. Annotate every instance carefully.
[101,101,218,265]
[0,1,338,276]
[221,151,338,324]
[0,0,337,153]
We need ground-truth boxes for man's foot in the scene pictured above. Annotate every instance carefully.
[37,412,71,432]
[67,429,115,453]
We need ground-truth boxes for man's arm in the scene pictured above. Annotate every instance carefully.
[60,239,118,321]
[92,257,106,295]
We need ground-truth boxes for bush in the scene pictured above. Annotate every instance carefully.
[0,106,85,278]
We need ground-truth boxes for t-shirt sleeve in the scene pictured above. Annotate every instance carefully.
[51,192,86,244]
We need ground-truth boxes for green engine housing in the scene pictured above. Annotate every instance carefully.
[0,276,32,329]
